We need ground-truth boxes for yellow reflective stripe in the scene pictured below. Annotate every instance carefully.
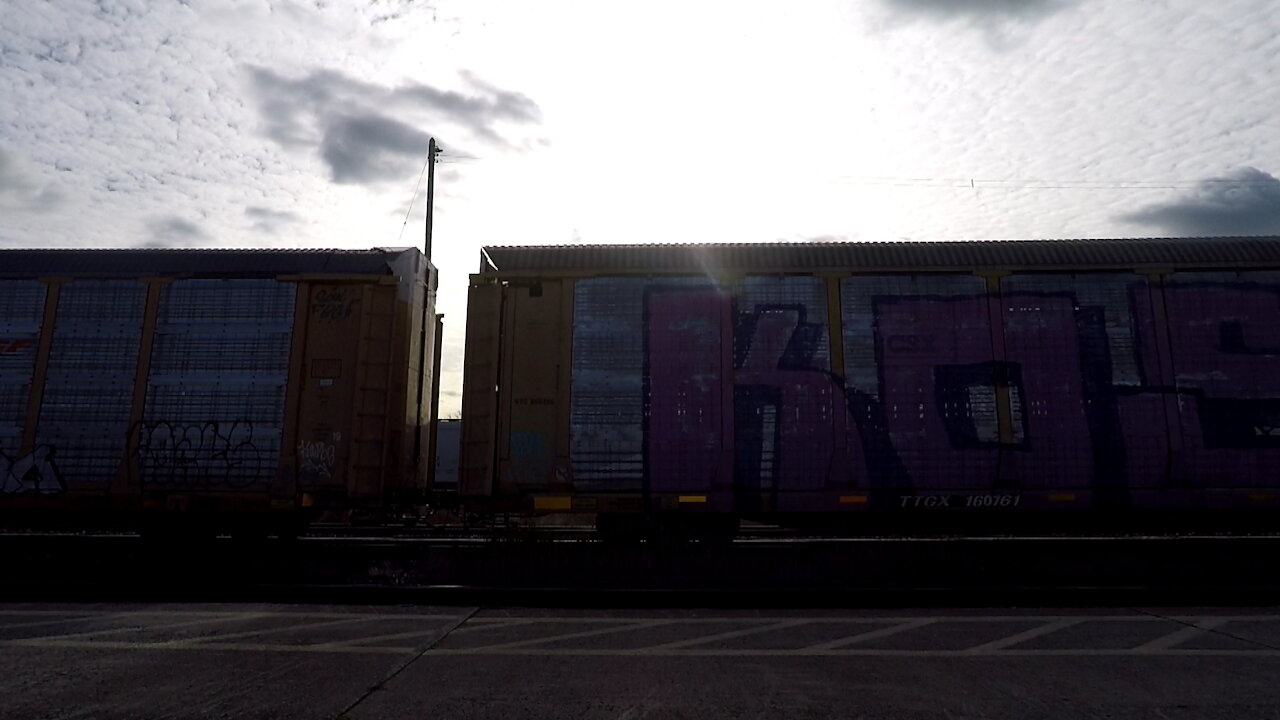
[533,496,572,511]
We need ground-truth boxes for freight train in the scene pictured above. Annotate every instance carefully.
[4,238,1280,539]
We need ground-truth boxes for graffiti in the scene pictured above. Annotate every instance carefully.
[0,445,63,495]
[934,362,1026,449]
[731,300,844,494]
[312,287,359,322]
[509,431,552,485]
[298,440,337,479]
[569,271,1280,508]
[646,286,726,492]
[132,421,264,488]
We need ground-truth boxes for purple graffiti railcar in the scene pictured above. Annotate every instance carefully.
[459,237,1280,536]
[0,248,438,532]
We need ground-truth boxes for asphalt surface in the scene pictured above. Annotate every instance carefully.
[4,603,1280,719]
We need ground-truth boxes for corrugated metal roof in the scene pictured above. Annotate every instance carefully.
[0,248,428,278]
[480,237,1280,274]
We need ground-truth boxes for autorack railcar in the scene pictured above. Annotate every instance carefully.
[0,248,437,533]
[458,238,1280,539]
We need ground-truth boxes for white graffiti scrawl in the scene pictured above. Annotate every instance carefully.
[0,445,64,495]
[298,440,336,479]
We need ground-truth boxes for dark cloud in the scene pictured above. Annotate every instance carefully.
[392,71,540,144]
[322,114,434,184]
[245,206,302,234]
[246,66,541,185]
[881,0,1069,20]
[147,216,208,244]
[1120,167,1280,237]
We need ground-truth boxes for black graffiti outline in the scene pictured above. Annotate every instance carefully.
[312,287,360,322]
[0,445,64,495]
[130,420,265,489]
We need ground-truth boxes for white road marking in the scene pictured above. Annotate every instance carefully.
[18,613,270,642]
[634,620,812,652]
[2,638,416,654]
[315,627,459,649]
[1133,618,1234,652]
[426,647,1280,657]
[0,615,106,631]
[0,609,466,620]
[963,618,1085,653]
[5,612,1280,658]
[445,614,1280,624]
[796,619,937,651]
[457,620,679,652]
[447,618,552,634]
[156,616,383,646]
[0,610,123,616]
[9,636,1280,657]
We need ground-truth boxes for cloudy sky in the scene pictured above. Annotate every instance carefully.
[3,0,1279,412]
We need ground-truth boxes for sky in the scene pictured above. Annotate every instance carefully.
[3,0,1280,414]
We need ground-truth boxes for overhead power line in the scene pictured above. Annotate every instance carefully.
[828,176,1276,190]
[396,154,434,246]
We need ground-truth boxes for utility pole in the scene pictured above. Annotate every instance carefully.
[415,137,442,482]
[424,137,440,261]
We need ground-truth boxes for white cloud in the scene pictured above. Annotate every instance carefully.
[0,145,64,213]
[3,0,1280,412]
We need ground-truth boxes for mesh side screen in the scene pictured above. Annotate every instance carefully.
[645,285,726,492]
[35,281,147,486]
[570,277,648,490]
[570,277,711,490]
[733,276,832,492]
[141,279,295,489]
[1002,273,1147,387]
[0,281,47,457]
[840,275,996,490]
[1164,272,1280,487]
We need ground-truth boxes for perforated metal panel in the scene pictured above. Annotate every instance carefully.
[35,281,147,486]
[733,276,833,492]
[646,284,726,492]
[1001,273,1165,495]
[0,281,46,458]
[570,277,650,489]
[1164,272,1280,487]
[140,279,295,488]
[1002,274,1148,387]
[840,275,997,490]
[570,277,713,490]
